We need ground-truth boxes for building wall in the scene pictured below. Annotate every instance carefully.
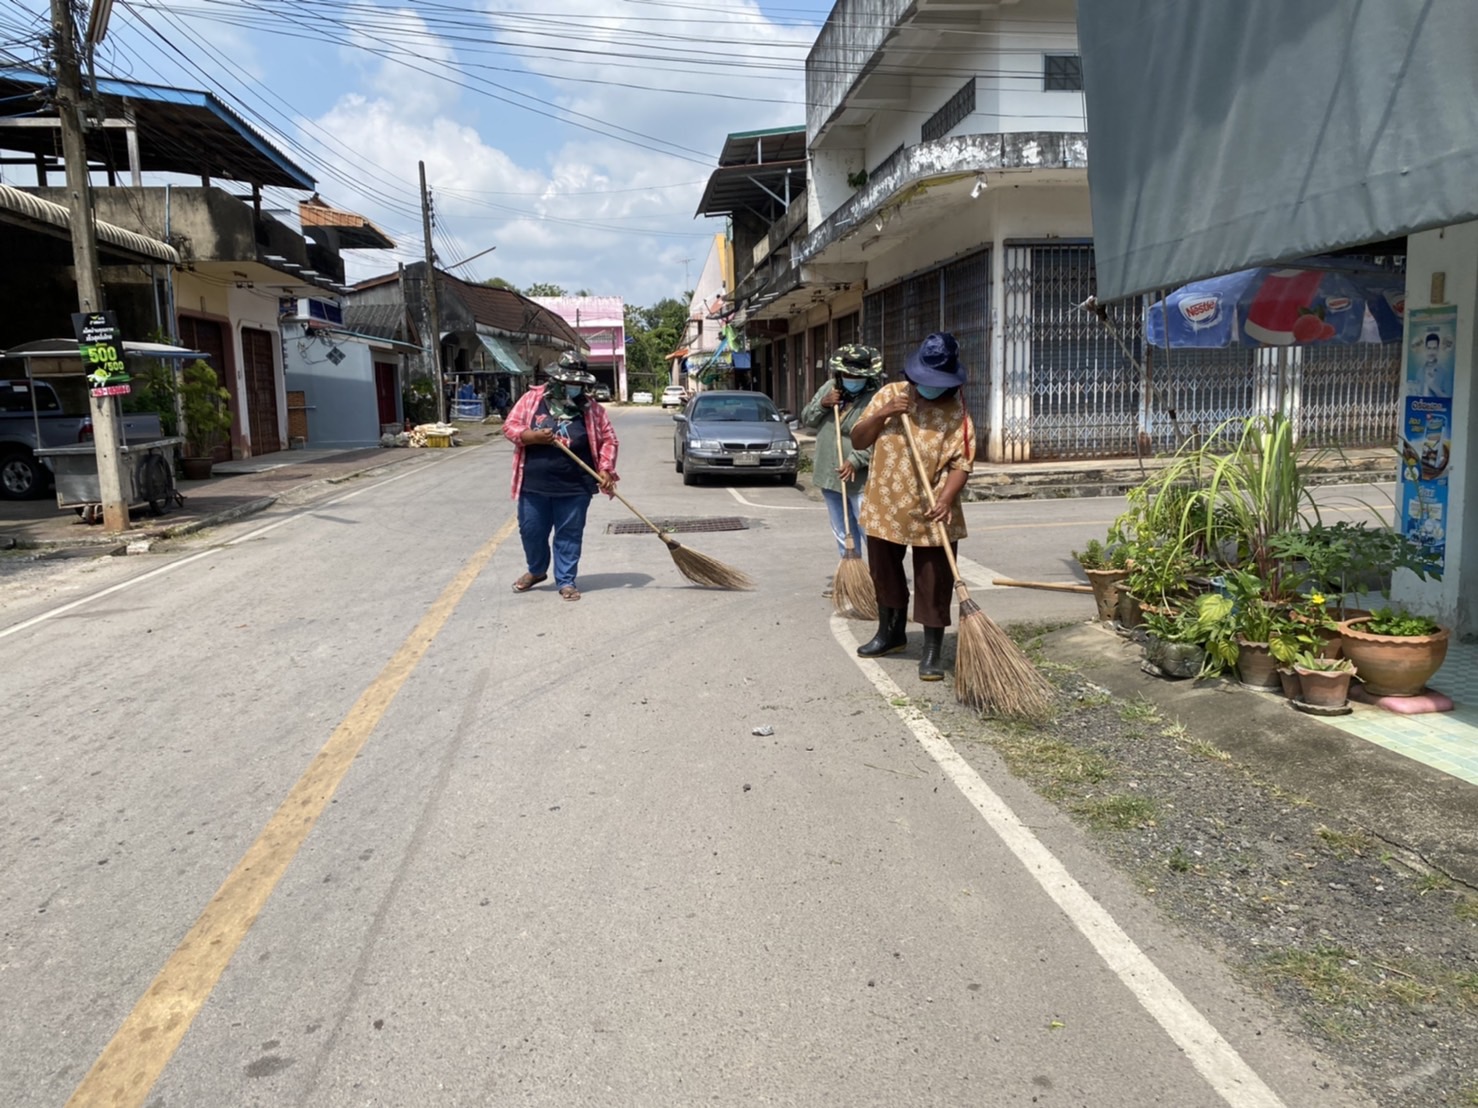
[281,321,385,448]
[1392,221,1478,636]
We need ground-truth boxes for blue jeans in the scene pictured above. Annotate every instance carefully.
[518,492,592,588]
[822,487,864,559]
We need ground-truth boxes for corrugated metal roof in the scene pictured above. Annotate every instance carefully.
[0,67,314,190]
[0,183,179,263]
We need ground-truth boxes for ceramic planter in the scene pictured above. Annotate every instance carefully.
[1115,585,1144,629]
[1084,568,1130,622]
[1294,666,1353,708]
[180,456,214,480]
[1277,667,1301,700]
[1337,618,1450,697]
[1144,636,1205,679]
[1234,639,1281,690]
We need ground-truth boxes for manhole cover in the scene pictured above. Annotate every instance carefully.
[608,516,748,535]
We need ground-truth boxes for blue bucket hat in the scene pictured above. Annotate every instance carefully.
[903,332,966,388]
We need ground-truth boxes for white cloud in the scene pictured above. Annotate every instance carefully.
[302,1,821,305]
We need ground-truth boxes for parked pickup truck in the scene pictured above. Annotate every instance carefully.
[1,378,165,500]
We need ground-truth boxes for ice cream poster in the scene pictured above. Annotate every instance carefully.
[1398,393,1453,571]
[1406,305,1456,398]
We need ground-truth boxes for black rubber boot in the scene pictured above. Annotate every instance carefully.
[857,606,908,657]
[918,627,945,681]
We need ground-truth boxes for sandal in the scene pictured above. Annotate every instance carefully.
[512,572,547,593]
[559,585,581,601]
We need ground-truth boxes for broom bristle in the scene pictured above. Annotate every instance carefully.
[953,599,1054,720]
[832,551,877,620]
[664,537,753,590]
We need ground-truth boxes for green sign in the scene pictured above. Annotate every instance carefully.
[72,311,130,394]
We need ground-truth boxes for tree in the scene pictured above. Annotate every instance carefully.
[480,276,519,292]
[624,295,693,394]
[523,282,568,297]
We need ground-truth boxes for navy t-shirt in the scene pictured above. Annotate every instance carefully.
[522,400,597,496]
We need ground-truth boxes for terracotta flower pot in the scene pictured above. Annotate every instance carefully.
[1294,666,1353,708]
[180,456,214,480]
[1277,666,1301,700]
[1234,639,1281,690]
[1337,618,1450,697]
[1085,568,1130,622]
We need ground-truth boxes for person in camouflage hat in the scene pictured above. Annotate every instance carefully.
[800,344,885,596]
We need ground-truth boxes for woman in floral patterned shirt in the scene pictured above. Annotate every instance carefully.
[848,332,975,681]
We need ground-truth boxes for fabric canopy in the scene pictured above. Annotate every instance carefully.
[1078,0,1478,301]
[476,334,530,376]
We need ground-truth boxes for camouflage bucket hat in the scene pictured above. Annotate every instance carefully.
[828,343,884,378]
[547,351,595,385]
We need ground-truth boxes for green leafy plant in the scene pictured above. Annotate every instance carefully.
[1142,593,1232,645]
[121,358,180,437]
[1073,539,1108,570]
[1360,608,1441,637]
[1292,651,1356,674]
[1269,522,1440,603]
[402,376,438,424]
[180,360,232,458]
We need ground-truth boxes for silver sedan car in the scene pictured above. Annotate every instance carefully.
[673,391,799,486]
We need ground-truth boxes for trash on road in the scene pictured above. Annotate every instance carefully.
[751,725,774,736]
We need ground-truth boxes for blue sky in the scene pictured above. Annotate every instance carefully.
[1,0,836,306]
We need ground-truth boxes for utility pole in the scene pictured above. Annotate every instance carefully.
[418,160,446,424]
[51,0,128,531]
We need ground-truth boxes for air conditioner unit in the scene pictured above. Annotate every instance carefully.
[279,297,344,326]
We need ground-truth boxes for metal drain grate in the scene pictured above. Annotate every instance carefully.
[608,516,748,535]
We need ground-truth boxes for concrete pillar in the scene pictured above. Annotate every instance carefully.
[1390,221,1478,636]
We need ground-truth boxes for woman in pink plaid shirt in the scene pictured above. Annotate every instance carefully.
[503,353,620,601]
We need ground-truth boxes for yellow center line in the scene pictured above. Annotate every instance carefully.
[67,516,517,1108]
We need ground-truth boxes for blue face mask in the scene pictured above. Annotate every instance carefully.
[916,385,948,400]
[565,386,583,399]
[840,377,866,394]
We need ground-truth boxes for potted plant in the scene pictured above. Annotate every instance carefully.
[1338,607,1450,697]
[1215,568,1288,689]
[1073,538,1130,622]
[1269,522,1439,618]
[179,360,233,479]
[1291,651,1357,710]
[1142,593,1232,678]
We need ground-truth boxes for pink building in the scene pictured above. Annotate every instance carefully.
[529,295,627,400]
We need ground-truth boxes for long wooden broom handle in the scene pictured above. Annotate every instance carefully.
[899,413,968,590]
[549,438,669,538]
[833,395,855,541]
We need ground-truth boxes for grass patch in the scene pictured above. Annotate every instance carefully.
[1416,871,1455,895]
[992,735,1113,797]
[1187,739,1232,762]
[1315,825,1373,860]
[1118,695,1161,722]
[1075,793,1157,831]
[1256,946,1473,1010]
[1166,846,1193,873]
[1456,898,1478,923]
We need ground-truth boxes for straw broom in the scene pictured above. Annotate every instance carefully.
[831,400,877,620]
[899,414,1053,720]
[551,439,752,590]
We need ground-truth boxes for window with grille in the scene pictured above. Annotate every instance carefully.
[1044,54,1083,91]
[922,78,976,143]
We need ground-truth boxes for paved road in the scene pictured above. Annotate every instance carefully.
[1,409,1370,1106]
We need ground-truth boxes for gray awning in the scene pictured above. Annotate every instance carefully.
[476,334,530,376]
[0,183,180,264]
[1079,0,1478,301]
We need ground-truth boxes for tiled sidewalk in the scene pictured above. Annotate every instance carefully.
[1321,639,1478,786]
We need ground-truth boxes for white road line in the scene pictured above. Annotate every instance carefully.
[0,463,434,641]
[956,553,1005,590]
[831,614,1286,1108]
[725,486,824,510]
